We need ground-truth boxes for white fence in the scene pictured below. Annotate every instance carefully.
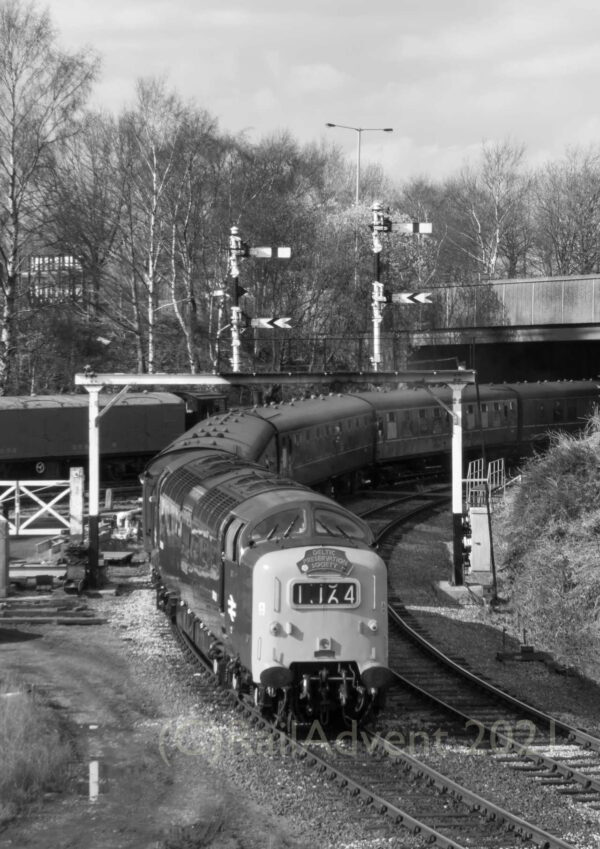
[0,469,84,537]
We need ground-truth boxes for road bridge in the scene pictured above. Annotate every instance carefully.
[408,274,600,382]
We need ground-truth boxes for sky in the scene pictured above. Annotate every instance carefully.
[48,0,600,184]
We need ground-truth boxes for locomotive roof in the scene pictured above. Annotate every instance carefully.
[154,448,306,502]
[152,447,363,527]
[0,392,184,410]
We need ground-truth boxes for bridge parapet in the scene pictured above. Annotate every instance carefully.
[430,274,600,329]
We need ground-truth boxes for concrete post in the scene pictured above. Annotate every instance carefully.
[87,387,101,586]
[450,383,466,586]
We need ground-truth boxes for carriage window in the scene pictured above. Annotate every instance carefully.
[250,509,307,544]
[314,508,368,541]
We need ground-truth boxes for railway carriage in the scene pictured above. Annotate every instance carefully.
[363,387,453,464]
[250,394,377,485]
[0,392,186,480]
[513,380,599,441]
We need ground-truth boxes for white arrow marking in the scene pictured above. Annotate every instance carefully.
[251,316,292,329]
[391,292,433,305]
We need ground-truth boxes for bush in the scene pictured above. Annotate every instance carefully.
[0,677,73,822]
[497,417,600,680]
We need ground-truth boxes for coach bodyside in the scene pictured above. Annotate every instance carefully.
[511,380,599,443]
[366,387,450,464]
[252,395,377,486]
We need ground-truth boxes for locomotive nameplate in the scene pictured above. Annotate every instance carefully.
[291,580,359,608]
[297,548,353,575]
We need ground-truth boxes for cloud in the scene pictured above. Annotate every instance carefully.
[501,46,600,79]
[287,64,347,95]
[252,87,278,113]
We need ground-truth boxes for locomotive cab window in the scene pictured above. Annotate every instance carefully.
[249,509,307,545]
[314,508,368,541]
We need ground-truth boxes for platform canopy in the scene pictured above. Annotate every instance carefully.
[219,369,477,386]
[74,372,230,388]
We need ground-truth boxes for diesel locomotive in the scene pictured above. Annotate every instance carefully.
[143,448,390,726]
[143,378,599,726]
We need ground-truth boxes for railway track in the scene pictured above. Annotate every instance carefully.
[169,603,578,849]
[384,599,600,809]
[350,490,600,817]
[342,485,452,549]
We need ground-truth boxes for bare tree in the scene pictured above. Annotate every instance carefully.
[533,147,600,275]
[0,0,98,392]
[444,140,531,280]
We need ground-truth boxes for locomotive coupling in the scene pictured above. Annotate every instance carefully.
[208,640,224,660]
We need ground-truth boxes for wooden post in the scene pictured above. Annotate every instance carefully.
[0,514,9,599]
[69,467,85,543]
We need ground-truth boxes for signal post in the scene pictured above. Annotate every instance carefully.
[226,226,291,372]
[368,203,433,371]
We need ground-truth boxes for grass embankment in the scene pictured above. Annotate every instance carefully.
[494,415,600,681]
[0,676,73,823]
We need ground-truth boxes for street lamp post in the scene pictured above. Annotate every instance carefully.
[325,123,393,204]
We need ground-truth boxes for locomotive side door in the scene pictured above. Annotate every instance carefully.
[220,517,252,667]
[219,517,245,612]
